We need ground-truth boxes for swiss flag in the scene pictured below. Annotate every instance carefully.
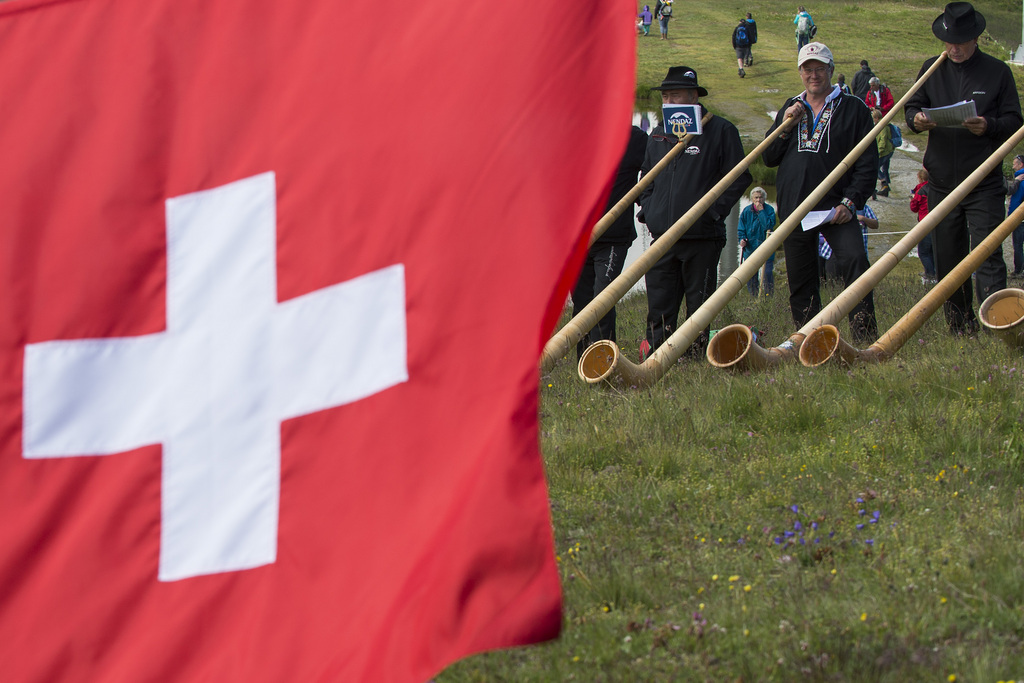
[0,0,635,681]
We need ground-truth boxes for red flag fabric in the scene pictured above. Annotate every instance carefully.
[0,0,635,681]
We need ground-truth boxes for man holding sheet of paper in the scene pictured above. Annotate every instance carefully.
[905,2,1023,335]
[763,42,878,343]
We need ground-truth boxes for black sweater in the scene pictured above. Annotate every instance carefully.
[638,108,750,240]
[762,89,877,221]
[904,48,1023,194]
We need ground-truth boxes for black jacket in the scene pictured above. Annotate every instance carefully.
[638,107,751,240]
[744,18,757,44]
[905,48,1023,194]
[732,23,751,48]
[762,88,878,220]
[850,65,874,100]
[594,125,648,246]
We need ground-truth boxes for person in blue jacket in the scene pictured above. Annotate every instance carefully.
[738,187,777,295]
[1006,154,1024,276]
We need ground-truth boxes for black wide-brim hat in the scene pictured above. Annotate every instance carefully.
[651,66,708,96]
[932,2,985,43]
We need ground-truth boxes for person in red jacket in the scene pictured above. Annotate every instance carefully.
[910,168,937,282]
[864,77,894,114]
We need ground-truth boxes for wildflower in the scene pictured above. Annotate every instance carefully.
[948,676,957,682]
[855,497,864,503]
[790,505,799,513]
[865,539,874,546]
[794,521,802,531]
[860,612,867,621]
[572,655,580,662]
[729,575,740,582]
[712,574,719,581]
[872,510,880,520]
[743,628,750,636]
[858,509,866,516]
[699,603,705,610]
[830,569,836,575]
[811,521,819,530]
[547,383,552,388]
[744,584,752,592]
[856,524,865,530]
[940,596,947,604]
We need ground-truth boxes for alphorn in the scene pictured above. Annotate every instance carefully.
[578,55,948,387]
[588,112,713,247]
[538,113,797,374]
[705,54,957,372]
[800,201,1024,366]
[711,121,1024,370]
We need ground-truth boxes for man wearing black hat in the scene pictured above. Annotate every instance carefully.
[637,66,751,359]
[905,1,1023,335]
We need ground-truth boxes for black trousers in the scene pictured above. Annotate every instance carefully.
[928,185,1006,332]
[644,237,724,354]
[572,243,629,357]
[783,218,877,343]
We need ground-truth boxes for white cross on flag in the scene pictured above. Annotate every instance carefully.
[0,0,635,681]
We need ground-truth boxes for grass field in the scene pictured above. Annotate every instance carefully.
[440,2,1024,681]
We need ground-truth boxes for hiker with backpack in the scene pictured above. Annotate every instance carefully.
[655,0,673,40]
[793,6,814,51]
[732,18,753,78]
[872,108,895,197]
[743,13,758,66]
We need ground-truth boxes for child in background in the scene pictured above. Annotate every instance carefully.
[910,168,937,283]
[638,5,652,36]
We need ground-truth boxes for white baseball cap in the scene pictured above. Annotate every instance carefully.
[797,42,834,68]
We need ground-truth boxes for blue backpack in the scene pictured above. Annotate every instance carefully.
[889,122,903,148]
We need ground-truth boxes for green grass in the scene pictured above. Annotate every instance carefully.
[439,3,1024,680]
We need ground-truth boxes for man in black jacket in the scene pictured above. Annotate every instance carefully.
[905,2,1023,334]
[571,125,648,358]
[763,42,878,342]
[850,60,874,100]
[637,66,751,359]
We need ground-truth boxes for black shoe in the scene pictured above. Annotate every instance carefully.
[738,68,745,78]
[877,188,889,197]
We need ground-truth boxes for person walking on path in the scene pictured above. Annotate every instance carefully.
[794,6,814,52]
[743,12,758,66]
[637,66,751,360]
[1005,154,1024,277]
[763,42,879,343]
[738,187,777,296]
[864,77,894,114]
[732,18,753,78]
[910,168,938,283]
[905,1,1023,335]
[872,108,894,197]
[850,60,875,99]
[638,5,653,36]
